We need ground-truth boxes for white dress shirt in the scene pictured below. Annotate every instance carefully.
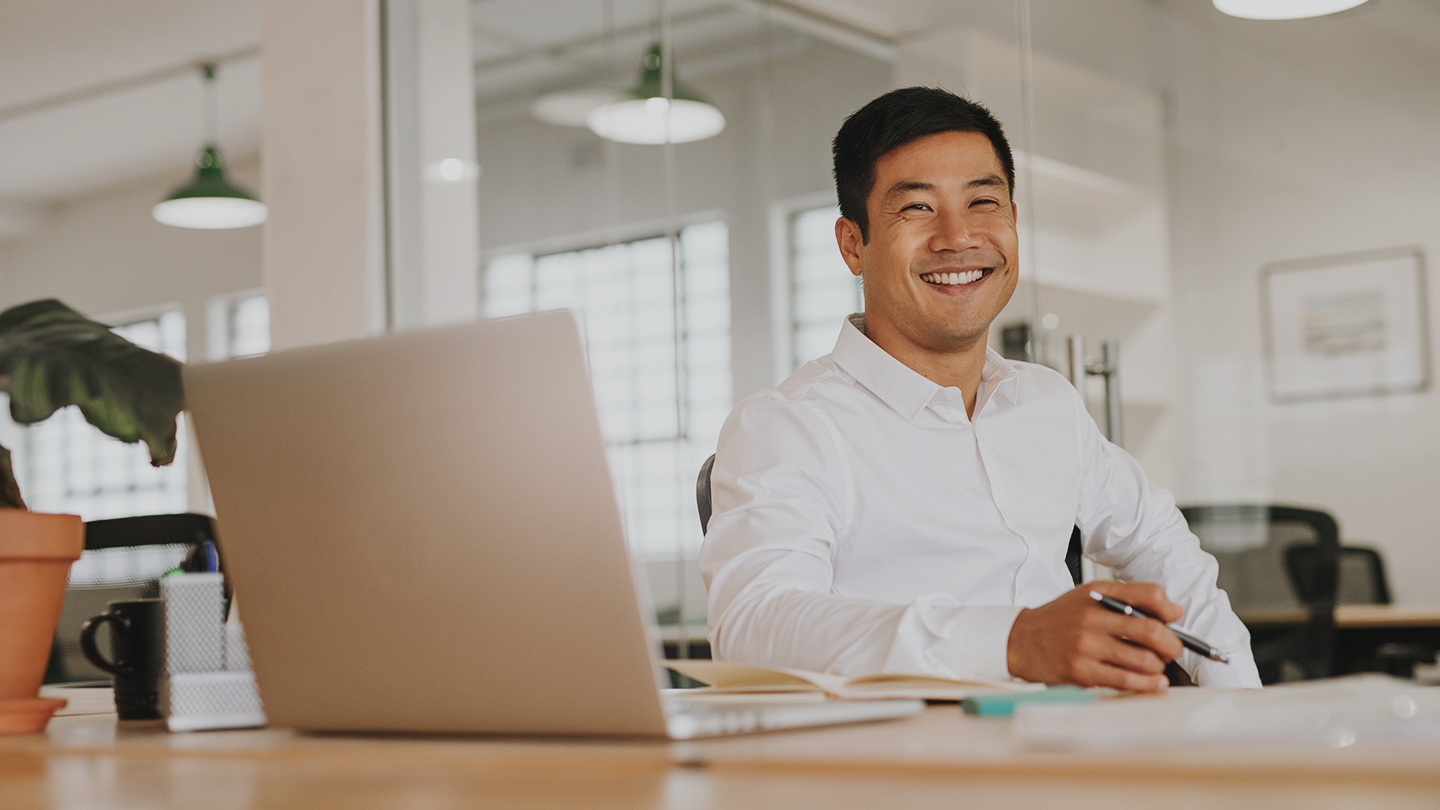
[700,315,1260,688]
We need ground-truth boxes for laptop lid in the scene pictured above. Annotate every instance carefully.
[185,311,670,736]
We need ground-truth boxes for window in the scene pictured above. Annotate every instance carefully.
[208,292,271,361]
[788,204,861,374]
[483,221,731,558]
[22,311,189,521]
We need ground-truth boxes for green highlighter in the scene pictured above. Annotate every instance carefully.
[962,685,1097,717]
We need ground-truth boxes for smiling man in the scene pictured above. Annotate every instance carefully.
[700,87,1261,691]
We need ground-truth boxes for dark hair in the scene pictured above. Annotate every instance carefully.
[832,87,1015,242]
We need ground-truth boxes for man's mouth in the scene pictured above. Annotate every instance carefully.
[920,269,990,286]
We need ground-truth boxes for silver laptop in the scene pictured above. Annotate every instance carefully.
[184,311,921,738]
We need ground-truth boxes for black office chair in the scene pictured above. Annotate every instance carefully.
[698,456,1168,677]
[697,454,716,536]
[1288,542,1434,676]
[1288,544,1391,606]
[45,513,219,684]
[697,453,1084,584]
[1180,504,1339,684]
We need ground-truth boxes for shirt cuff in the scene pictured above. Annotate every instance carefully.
[1188,652,1263,688]
[887,597,1025,683]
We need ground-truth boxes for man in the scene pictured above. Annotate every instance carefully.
[700,87,1260,691]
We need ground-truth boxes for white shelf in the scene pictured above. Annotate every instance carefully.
[993,278,1160,347]
[1021,151,1156,236]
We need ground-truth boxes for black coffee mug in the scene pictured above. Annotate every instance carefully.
[80,599,164,720]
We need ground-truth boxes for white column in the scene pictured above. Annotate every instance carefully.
[260,0,388,351]
[386,0,480,330]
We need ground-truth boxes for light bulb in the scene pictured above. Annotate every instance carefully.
[1213,0,1368,19]
[587,98,725,145]
[152,197,268,229]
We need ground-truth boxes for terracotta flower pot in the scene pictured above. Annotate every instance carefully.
[0,509,83,733]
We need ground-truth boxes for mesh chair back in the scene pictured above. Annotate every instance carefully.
[1337,547,1391,605]
[1180,504,1339,683]
[698,453,1087,586]
[1288,544,1391,606]
[47,514,218,684]
[697,454,716,535]
[1180,505,1339,612]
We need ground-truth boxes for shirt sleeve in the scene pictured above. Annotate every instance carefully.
[700,391,1023,682]
[1070,387,1262,688]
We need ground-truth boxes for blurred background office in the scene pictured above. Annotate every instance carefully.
[2,0,1438,666]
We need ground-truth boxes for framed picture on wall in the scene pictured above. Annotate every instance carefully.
[1261,246,1430,403]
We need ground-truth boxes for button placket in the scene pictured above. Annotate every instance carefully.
[973,429,1041,604]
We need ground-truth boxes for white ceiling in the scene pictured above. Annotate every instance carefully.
[4,0,1440,231]
[468,0,830,113]
[0,0,261,216]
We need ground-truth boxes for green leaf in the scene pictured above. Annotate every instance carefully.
[0,445,25,510]
[0,299,184,471]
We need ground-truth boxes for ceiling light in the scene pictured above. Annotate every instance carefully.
[531,90,625,128]
[424,158,481,184]
[586,43,725,145]
[153,64,267,229]
[1213,0,1369,19]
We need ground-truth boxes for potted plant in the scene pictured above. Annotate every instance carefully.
[0,299,184,733]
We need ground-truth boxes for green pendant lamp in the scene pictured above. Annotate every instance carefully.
[1213,0,1368,18]
[587,43,725,145]
[153,64,267,229]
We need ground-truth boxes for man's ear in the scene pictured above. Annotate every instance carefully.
[835,217,864,277]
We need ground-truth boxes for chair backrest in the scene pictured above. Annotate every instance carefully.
[697,454,716,535]
[1288,544,1391,606]
[1181,504,1341,683]
[47,513,218,684]
[1179,504,1340,613]
[1338,546,1391,605]
[698,453,1085,587]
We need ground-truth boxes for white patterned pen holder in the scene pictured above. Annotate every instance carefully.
[159,572,266,731]
[161,573,225,673]
[165,672,266,732]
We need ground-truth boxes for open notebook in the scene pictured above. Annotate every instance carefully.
[667,660,1044,701]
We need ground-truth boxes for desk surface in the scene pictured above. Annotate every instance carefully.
[4,701,1440,809]
[1238,604,1440,628]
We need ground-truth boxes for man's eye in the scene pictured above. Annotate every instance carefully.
[902,203,931,212]
[972,198,1001,209]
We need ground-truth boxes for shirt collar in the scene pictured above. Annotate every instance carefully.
[831,314,1021,423]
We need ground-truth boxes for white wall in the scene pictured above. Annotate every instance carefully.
[1157,6,1440,604]
[0,156,264,360]
[474,39,891,403]
[985,0,1440,604]
[0,156,264,515]
[261,0,387,351]
[473,39,889,621]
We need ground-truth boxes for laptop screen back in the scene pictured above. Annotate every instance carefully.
[185,312,669,736]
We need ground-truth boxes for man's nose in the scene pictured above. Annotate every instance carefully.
[930,209,981,252]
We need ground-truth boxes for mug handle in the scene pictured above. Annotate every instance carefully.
[79,614,133,676]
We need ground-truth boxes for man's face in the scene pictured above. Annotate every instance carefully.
[836,130,1019,357]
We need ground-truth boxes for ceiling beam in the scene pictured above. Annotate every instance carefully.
[0,46,260,127]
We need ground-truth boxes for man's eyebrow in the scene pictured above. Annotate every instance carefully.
[882,180,934,201]
[881,175,1009,202]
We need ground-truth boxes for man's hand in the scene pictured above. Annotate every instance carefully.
[1006,581,1184,693]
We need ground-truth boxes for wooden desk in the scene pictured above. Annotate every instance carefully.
[1238,605,1440,628]
[1237,605,1440,676]
[4,703,1440,809]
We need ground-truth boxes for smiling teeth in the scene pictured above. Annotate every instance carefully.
[921,270,984,285]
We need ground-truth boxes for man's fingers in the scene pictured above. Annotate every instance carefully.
[1105,613,1183,662]
[1089,581,1183,624]
[1104,637,1168,675]
[1076,659,1169,693]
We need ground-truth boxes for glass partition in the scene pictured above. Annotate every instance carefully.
[386,0,1440,663]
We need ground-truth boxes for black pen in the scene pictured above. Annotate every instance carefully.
[1088,591,1230,664]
